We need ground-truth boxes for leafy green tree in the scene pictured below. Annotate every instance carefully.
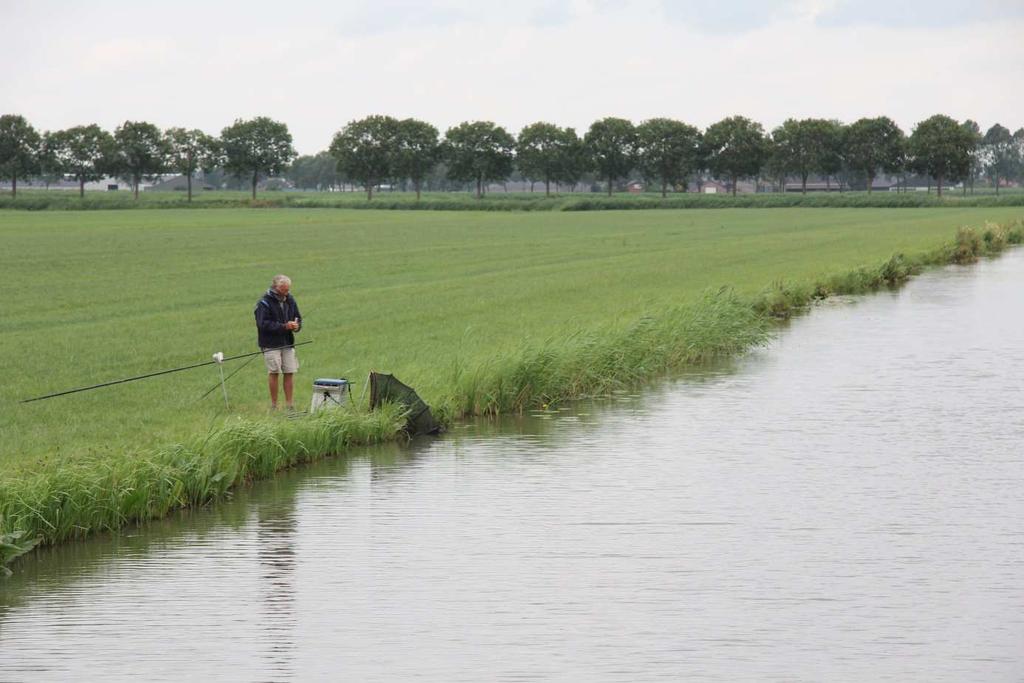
[36,132,63,189]
[960,119,983,194]
[286,154,317,190]
[634,118,701,197]
[771,118,840,194]
[442,121,516,198]
[46,124,115,197]
[692,141,712,192]
[1014,129,1024,185]
[0,114,42,197]
[981,124,1017,195]
[771,119,812,194]
[842,116,905,193]
[165,128,220,201]
[313,152,343,191]
[329,115,400,200]
[220,117,297,200]
[517,122,582,196]
[112,121,169,200]
[316,151,341,190]
[393,118,440,201]
[763,138,789,193]
[584,117,636,196]
[557,129,589,192]
[286,152,339,191]
[702,116,767,196]
[819,120,845,191]
[908,115,975,196]
[422,161,463,192]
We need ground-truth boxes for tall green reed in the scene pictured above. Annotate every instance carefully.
[0,405,405,550]
[2,218,1021,573]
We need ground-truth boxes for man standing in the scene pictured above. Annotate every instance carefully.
[255,274,302,410]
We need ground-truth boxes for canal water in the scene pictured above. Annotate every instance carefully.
[2,252,1023,681]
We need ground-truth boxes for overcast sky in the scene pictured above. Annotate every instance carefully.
[2,0,1023,154]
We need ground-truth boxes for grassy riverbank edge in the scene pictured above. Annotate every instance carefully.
[2,218,1021,573]
[3,191,1024,212]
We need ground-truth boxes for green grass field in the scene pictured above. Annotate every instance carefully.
[2,206,1022,470]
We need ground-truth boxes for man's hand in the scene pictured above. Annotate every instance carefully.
[285,319,299,331]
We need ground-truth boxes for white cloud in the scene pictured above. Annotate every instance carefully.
[1,0,1022,153]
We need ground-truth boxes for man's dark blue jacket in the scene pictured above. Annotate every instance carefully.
[255,289,302,349]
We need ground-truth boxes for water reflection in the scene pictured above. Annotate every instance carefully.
[255,491,299,679]
[2,253,1024,681]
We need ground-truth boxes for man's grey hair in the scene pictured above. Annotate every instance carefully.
[271,274,292,290]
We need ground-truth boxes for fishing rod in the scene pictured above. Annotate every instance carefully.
[196,352,261,402]
[20,341,314,404]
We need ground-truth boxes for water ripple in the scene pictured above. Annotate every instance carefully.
[3,253,1024,681]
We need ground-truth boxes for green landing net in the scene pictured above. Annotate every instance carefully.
[368,372,443,436]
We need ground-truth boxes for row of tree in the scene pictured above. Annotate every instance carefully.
[0,116,292,200]
[764,117,1023,197]
[2,113,1022,200]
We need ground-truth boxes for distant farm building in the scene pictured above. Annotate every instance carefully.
[83,176,152,192]
[696,180,729,194]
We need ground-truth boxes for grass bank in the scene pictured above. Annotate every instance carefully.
[436,220,1023,416]
[8,207,1024,465]
[0,405,406,561]
[3,188,1024,212]
[1,208,1021,571]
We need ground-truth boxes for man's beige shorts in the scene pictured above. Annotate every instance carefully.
[263,347,299,374]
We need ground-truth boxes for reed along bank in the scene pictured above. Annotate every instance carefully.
[1,208,1021,570]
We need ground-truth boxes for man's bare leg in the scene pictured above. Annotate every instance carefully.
[283,373,295,410]
[268,373,279,409]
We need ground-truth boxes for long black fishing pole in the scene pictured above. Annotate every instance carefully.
[20,341,314,404]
